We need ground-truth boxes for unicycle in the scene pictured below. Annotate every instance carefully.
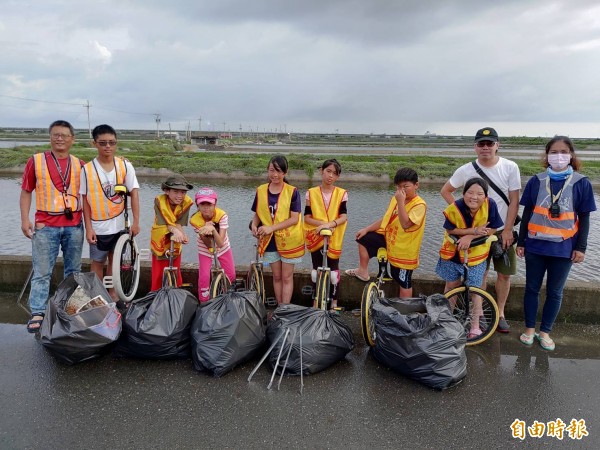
[209,237,231,299]
[247,237,267,304]
[360,247,392,347]
[443,235,500,346]
[313,228,334,310]
[107,184,142,302]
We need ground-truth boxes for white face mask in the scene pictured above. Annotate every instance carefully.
[547,153,571,170]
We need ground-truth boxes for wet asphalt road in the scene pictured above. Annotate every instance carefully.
[1,295,599,450]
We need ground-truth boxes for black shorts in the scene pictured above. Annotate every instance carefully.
[356,231,386,258]
[389,266,414,290]
[95,232,122,252]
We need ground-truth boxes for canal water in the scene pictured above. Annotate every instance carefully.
[2,175,599,281]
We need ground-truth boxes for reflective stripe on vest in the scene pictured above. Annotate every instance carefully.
[33,152,82,214]
[304,186,347,258]
[527,172,583,242]
[84,157,127,221]
[255,183,305,258]
[382,195,427,270]
[150,194,194,257]
[439,199,491,266]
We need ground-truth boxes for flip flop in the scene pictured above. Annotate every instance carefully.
[345,268,369,282]
[536,334,555,351]
[519,332,535,346]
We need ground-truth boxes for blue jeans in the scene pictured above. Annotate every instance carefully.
[29,223,84,314]
[523,252,573,333]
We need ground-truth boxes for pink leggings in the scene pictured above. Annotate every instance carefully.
[198,249,236,302]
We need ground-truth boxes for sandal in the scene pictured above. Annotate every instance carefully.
[467,328,483,339]
[345,268,369,282]
[519,332,535,346]
[536,334,555,351]
[27,313,45,334]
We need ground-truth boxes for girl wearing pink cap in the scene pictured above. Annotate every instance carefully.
[190,187,236,302]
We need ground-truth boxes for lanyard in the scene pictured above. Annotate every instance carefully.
[49,152,71,193]
[545,174,573,204]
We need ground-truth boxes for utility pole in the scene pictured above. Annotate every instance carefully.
[154,113,161,139]
[222,122,226,132]
[198,117,202,132]
[84,100,92,138]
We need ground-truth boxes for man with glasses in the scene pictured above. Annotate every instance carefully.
[441,127,521,333]
[80,124,140,302]
[20,120,85,333]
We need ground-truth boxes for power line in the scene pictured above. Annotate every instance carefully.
[0,94,84,106]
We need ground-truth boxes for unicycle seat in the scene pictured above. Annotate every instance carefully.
[376,248,393,281]
[319,228,333,237]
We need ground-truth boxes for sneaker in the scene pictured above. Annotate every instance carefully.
[497,317,510,333]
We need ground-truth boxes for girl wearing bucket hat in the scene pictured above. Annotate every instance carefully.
[150,175,194,290]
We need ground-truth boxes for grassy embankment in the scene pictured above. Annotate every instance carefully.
[2,139,600,182]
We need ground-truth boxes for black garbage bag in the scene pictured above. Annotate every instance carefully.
[40,272,122,365]
[370,294,467,390]
[114,287,198,359]
[191,290,267,377]
[267,304,354,375]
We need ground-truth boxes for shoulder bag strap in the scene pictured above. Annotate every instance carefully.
[471,161,510,207]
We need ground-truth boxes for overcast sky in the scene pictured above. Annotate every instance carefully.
[2,0,600,137]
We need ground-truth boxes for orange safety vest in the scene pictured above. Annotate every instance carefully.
[33,152,82,214]
[439,199,491,266]
[381,195,427,270]
[150,194,193,257]
[527,172,583,242]
[304,186,347,259]
[255,183,305,258]
[83,157,128,221]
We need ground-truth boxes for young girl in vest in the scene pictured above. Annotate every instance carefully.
[250,155,304,305]
[516,136,596,351]
[304,159,348,310]
[436,177,503,338]
[190,187,236,302]
[150,175,194,291]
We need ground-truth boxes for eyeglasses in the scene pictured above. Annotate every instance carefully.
[51,133,73,140]
[96,140,118,147]
[476,141,496,148]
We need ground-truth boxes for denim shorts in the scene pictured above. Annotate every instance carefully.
[435,257,487,287]
[262,251,303,266]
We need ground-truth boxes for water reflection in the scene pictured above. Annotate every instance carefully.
[2,175,599,281]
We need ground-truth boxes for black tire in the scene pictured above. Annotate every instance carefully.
[162,269,177,288]
[444,286,499,346]
[314,270,330,310]
[360,282,379,347]
[209,271,230,299]
[111,234,140,302]
[247,264,266,304]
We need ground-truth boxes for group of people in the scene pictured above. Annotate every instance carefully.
[20,121,596,352]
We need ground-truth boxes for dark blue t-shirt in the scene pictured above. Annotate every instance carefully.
[520,174,596,258]
[251,185,302,252]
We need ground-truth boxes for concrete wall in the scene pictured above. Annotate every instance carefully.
[1,255,598,323]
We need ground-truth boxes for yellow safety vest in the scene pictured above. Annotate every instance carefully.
[304,186,347,259]
[255,183,305,258]
[150,194,193,257]
[33,152,82,214]
[439,199,491,266]
[83,157,128,221]
[190,207,226,230]
[380,195,426,270]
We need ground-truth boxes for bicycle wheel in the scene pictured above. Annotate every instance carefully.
[162,269,178,288]
[360,282,380,347]
[444,286,499,346]
[209,271,231,299]
[314,269,330,310]
[111,234,140,302]
[247,264,266,304]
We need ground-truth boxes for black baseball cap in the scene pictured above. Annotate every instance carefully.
[474,127,499,142]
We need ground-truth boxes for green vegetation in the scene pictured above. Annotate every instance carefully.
[3,140,600,181]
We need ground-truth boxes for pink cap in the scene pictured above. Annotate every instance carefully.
[195,187,217,205]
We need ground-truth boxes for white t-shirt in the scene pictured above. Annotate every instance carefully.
[448,157,521,229]
[80,158,140,235]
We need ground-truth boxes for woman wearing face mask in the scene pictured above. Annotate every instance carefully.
[516,136,596,350]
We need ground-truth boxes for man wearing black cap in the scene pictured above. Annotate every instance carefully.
[440,127,521,333]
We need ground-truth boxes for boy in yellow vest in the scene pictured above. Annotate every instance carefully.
[346,168,426,297]
[80,124,140,301]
